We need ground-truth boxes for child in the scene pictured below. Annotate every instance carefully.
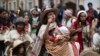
[69,31,80,56]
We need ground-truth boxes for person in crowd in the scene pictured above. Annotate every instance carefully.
[5,17,33,56]
[57,4,64,24]
[80,28,100,56]
[37,8,60,56]
[79,5,85,10]
[30,8,40,34]
[0,8,11,56]
[69,31,80,56]
[87,2,98,27]
[93,27,100,48]
[43,18,71,56]
[24,11,32,34]
[62,9,76,31]
[73,10,90,52]
[7,40,28,56]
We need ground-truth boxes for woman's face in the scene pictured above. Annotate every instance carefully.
[24,16,29,22]
[80,12,87,21]
[47,12,56,22]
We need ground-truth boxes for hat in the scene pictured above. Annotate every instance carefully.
[64,9,72,17]
[80,50,100,56]
[15,17,25,24]
[30,8,41,13]
[40,8,58,20]
[77,10,87,17]
[13,40,24,49]
[58,26,70,34]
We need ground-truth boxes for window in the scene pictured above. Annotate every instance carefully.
[28,2,32,10]
[9,3,11,10]
[13,2,16,10]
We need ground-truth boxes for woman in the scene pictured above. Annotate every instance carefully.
[62,9,76,28]
[43,17,71,56]
[24,11,32,34]
[73,10,90,52]
[36,8,60,56]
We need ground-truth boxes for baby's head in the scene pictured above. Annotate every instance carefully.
[57,26,70,40]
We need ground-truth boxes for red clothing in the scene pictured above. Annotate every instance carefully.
[72,42,79,56]
[73,20,84,52]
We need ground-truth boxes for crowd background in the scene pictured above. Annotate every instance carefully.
[0,1,100,56]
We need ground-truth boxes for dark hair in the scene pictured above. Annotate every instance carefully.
[69,31,77,41]
[78,12,87,26]
[13,44,26,56]
[88,2,93,6]
[0,8,6,14]
[79,5,85,10]
[70,31,77,37]
[36,11,61,36]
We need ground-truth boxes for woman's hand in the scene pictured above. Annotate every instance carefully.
[77,28,82,32]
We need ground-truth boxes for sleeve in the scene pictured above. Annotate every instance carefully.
[93,33,99,46]
[94,10,98,18]
[72,20,78,29]
[37,25,46,39]
[4,32,11,43]
[87,25,90,32]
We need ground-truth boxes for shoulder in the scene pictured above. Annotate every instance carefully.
[93,33,99,38]
[9,29,17,34]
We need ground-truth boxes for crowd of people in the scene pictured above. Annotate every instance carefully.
[0,2,100,56]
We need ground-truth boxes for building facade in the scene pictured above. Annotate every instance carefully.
[3,0,99,13]
[3,0,39,11]
[0,0,4,7]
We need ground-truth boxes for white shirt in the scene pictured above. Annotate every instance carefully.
[5,30,33,43]
[62,18,76,28]
[93,33,100,47]
[0,30,10,41]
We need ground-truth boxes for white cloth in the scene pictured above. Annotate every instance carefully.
[93,33,100,47]
[5,30,33,43]
[58,26,70,34]
[32,17,39,26]
[62,18,76,28]
[0,30,10,41]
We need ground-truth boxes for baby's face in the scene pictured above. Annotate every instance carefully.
[62,33,70,40]
[53,28,62,36]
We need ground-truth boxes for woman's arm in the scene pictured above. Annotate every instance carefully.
[43,17,54,40]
